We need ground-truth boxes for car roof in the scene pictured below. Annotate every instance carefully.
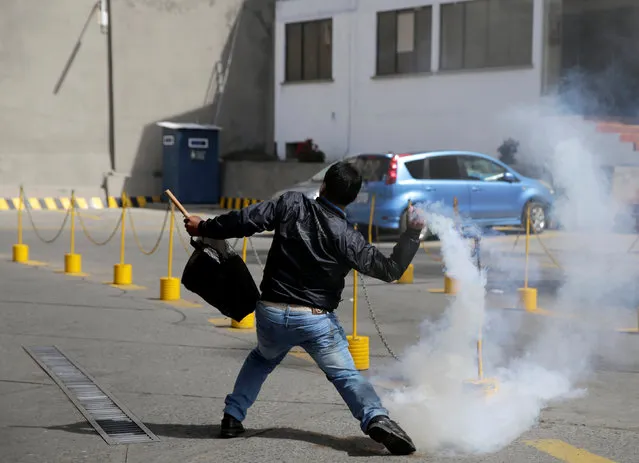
[348,150,496,159]
[398,150,493,158]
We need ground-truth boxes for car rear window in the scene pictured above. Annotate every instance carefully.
[348,155,390,182]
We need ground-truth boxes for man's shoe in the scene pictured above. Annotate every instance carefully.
[366,416,416,455]
[220,413,245,438]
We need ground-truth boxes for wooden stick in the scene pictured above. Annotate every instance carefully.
[164,189,190,217]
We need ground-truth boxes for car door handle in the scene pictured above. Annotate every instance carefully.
[425,187,436,192]
[471,186,481,192]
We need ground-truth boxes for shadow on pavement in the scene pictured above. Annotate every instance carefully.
[14,421,386,457]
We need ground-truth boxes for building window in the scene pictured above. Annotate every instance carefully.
[376,6,432,76]
[285,19,332,82]
[440,0,533,71]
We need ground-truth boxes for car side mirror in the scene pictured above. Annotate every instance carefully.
[502,172,516,183]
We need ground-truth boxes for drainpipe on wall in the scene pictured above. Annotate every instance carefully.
[103,0,116,173]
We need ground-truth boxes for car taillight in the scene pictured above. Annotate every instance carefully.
[386,155,399,184]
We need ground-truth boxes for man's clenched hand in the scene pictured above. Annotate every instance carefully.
[407,205,425,231]
[184,215,203,236]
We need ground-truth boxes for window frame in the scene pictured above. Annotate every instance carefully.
[284,18,333,83]
[375,6,433,76]
[439,0,534,72]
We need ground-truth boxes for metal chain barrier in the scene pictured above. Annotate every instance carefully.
[511,232,521,251]
[530,225,563,270]
[75,203,122,246]
[22,188,71,244]
[127,204,170,255]
[358,273,400,361]
[504,217,560,267]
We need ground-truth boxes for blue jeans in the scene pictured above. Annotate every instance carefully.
[223,301,389,433]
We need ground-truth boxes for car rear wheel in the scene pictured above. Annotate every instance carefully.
[523,201,546,234]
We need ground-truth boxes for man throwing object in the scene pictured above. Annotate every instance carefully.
[184,161,424,455]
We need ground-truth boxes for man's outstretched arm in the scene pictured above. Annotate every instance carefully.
[340,207,424,282]
[184,196,280,240]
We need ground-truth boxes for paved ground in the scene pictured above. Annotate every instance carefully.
[1,207,639,462]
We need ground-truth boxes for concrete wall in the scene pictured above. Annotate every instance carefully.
[274,0,546,161]
[221,160,330,199]
[0,0,275,198]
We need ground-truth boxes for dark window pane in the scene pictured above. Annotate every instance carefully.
[463,0,489,69]
[508,0,534,65]
[377,11,397,75]
[318,20,333,79]
[396,52,414,73]
[303,21,319,80]
[440,3,464,70]
[405,160,425,179]
[415,6,432,72]
[429,156,463,180]
[441,0,533,71]
[285,23,302,81]
[487,0,511,67]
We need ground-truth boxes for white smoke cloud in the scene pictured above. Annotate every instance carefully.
[372,92,639,455]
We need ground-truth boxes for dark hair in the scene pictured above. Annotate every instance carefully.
[322,161,362,206]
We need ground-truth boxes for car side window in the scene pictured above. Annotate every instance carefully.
[404,159,429,179]
[460,156,507,182]
[428,155,464,180]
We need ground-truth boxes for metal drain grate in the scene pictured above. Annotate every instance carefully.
[24,346,160,445]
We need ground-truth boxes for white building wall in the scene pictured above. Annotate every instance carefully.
[274,0,546,161]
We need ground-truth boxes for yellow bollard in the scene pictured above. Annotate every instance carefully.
[368,194,376,244]
[428,274,458,294]
[347,225,370,370]
[231,237,256,329]
[518,205,538,312]
[397,264,414,284]
[160,204,180,300]
[64,191,83,274]
[518,287,538,311]
[113,193,132,285]
[12,186,29,263]
[444,275,458,294]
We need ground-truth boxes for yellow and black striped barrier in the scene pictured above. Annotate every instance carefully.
[219,197,262,210]
[0,196,163,211]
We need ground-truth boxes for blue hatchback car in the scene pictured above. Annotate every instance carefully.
[341,151,555,236]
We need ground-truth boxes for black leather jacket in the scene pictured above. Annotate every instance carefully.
[198,192,421,312]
